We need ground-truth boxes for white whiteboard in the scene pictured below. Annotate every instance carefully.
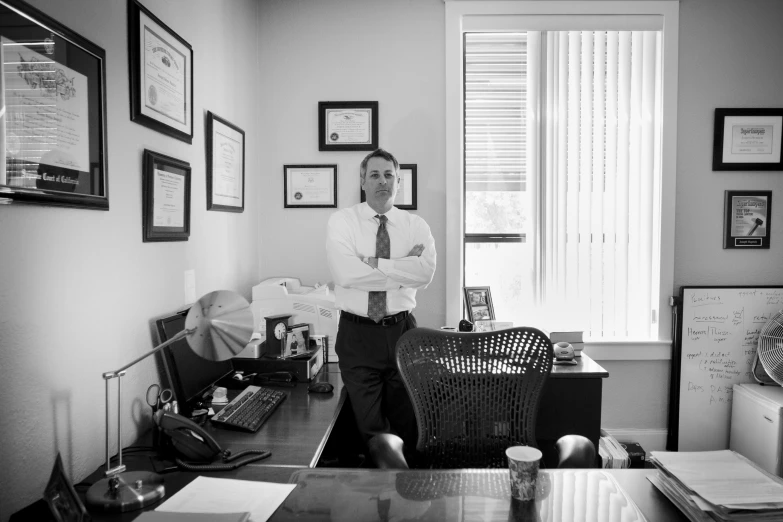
[672,286,783,451]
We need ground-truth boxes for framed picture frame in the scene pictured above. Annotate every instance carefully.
[0,0,109,210]
[318,101,378,151]
[128,0,193,144]
[723,190,771,249]
[464,286,495,323]
[206,111,245,212]
[142,150,191,242]
[361,163,418,210]
[283,323,310,359]
[713,108,783,171]
[284,164,337,208]
[44,453,90,522]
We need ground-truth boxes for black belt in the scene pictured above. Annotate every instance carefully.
[341,310,409,327]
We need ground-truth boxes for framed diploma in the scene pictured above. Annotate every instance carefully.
[206,112,245,212]
[1,0,109,210]
[284,165,337,208]
[142,149,191,242]
[713,108,783,171]
[128,0,193,144]
[319,101,378,151]
[723,190,771,249]
[361,163,418,210]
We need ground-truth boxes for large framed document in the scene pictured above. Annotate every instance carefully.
[1,0,109,209]
[142,150,191,242]
[206,111,245,212]
[318,101,378,151]
[713,108,783,171]
[128,0,193,144]
[284,165,337,208]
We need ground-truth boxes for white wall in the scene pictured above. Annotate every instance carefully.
[0,0,261,518]
[256,0,447,329]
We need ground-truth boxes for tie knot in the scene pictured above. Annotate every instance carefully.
[376,215,388,225]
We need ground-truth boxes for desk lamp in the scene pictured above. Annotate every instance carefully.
[85,290,254,512]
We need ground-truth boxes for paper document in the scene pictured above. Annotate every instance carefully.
[651,450,783,507]
[156,476,296,522]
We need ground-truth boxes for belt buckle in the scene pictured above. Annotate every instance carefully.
[381,315,395,327]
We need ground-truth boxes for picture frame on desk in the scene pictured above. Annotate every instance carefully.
[43,453,90,522]
[464,286,495,323]
[142,150,191,242]
[1,0,109,210]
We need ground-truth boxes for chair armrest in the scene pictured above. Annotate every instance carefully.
[555,435,596,468]
[368,433,409,469]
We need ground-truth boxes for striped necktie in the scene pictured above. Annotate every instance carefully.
[368,215,389,323]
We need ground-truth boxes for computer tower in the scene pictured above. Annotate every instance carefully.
[729,383,783,477]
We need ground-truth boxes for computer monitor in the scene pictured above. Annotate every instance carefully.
[155,310,234,415]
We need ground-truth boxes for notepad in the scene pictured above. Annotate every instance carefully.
[155,476,296,522]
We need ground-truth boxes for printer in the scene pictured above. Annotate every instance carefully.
[235,277,340,364]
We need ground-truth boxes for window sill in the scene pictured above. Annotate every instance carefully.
[583,340,672,361]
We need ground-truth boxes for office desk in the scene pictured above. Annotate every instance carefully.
[84,465,687,522]
[537,354,608,466]
[203,357,607,469]
[206,367,346,467]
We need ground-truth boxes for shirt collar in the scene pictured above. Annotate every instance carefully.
[360,202,400,226]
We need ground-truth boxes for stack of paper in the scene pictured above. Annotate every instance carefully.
[648,450,783,522]
[598,430,630,469]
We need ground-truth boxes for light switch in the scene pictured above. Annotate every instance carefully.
[184,269,196,304]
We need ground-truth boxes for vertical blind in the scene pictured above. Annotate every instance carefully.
[464,30,662,340]
[533,30,662,339]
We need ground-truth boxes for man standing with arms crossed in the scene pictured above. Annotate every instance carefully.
[326,148,436,468]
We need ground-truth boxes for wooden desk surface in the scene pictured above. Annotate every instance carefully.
[550,352,609,378]
[205,365,345,467]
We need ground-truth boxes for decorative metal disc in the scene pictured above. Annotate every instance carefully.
[184,290,255,361]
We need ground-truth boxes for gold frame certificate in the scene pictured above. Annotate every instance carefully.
[319,101,378,151]
[284,165,337,208]
[129,0,194,143]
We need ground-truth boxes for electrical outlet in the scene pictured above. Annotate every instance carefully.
[184,269,196,304]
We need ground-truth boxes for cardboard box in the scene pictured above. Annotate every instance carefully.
[619,441,646,469]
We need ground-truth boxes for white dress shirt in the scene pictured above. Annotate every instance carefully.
[326,202,436,317]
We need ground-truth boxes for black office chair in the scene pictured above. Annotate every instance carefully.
[385,326,594,469]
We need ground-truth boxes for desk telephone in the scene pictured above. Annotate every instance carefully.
[154,410,271,470]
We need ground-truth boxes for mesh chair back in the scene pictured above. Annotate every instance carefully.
[396,327,553,468]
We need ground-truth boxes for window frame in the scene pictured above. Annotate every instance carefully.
[445,1,679,344]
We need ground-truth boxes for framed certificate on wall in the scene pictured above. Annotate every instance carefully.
[128,0,194,143]
[318,101,378,151]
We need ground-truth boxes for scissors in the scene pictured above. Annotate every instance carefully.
[146,383,174,414]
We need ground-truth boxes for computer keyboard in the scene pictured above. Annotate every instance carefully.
[210,385,287,432]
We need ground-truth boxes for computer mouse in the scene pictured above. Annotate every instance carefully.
[308,382,334,394]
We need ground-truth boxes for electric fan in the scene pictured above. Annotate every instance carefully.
[754,310,783,386]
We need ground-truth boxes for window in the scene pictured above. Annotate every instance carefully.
[445,2,679,342]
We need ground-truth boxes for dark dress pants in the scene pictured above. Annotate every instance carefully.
[335,313,418,449]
